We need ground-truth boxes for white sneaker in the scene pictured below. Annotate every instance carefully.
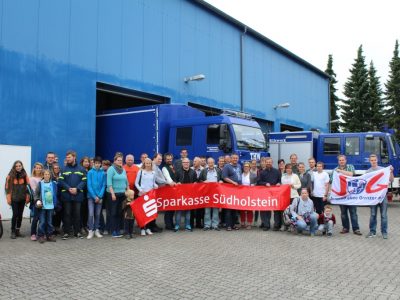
[145,229,153,235]
[141,229,146,236]
[94,230,103,238]
[87,230,94,239]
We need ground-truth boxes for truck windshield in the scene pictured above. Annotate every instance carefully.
[232,124,266,150]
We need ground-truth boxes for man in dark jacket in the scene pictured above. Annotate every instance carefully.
[58,150,87,240]
[198,157,223,230]
[174,158,197,232]
[257,157,282,231]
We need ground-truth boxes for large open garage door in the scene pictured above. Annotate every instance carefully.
[96,82,169,113]
[95,82,170,159]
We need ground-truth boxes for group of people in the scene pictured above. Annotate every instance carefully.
[4,148,392,243]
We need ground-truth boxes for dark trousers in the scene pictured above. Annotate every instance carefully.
[311,196,325,214]
[225,209,237,228]
[124,219,134,235]
[63,201,81,235]
[260,211,282,229]
[11,201,25,232]
[30,206,39,235]
[164,211,175,229]
[107,192,124,234]
[52,207,63,232]
[80,197,88,230]
[190,209,204,228]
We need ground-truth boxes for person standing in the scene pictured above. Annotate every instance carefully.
[124,154,139,191]
[137,153,148,168]
[332,155,361,235]
[289,154,299,174]
[311,162,330,215]
[162,153,177,230]
[366,154,394,239]
[240,162,257,229]
[297,162,312,195]
[135,158,158,236]
[58,151,87,240]
[87,156,106,239]
[174,148,191,170]
[190,157,203,229]
[257,157,281,231]
[29,162,44,241]
[281,164,301,202]
[106,154,128,238]
[199,157,223,231]
[175,158,197,232]
[222,153,241,231]
[80,156,91,234]
[34,169,58,243]
[277,159,286,176]
[5,160,30,239]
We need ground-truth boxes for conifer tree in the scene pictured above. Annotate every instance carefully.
[385,40,400,138]
[341,45,370,132]
[325,55,340,132]
[368,61,385,130]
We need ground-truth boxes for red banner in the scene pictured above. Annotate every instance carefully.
[131,183,290,228]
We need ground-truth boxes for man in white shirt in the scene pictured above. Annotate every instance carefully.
[311,162,330,214]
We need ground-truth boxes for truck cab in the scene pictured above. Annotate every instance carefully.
[317,132,400,178]
[169,111,268,163]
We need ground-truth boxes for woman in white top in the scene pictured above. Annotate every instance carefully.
[30,162,44,241]
[240,162,257,229]
[135,158,158,236]
[281,164,301,202]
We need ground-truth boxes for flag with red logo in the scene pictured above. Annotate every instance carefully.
[131,183,290,228]
[330,167,391,205]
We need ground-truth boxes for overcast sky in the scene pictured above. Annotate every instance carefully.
[206,0,400,99]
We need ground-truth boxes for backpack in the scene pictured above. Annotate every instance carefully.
[283,197,300,226]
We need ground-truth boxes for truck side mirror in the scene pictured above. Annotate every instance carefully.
[219,124,231,153]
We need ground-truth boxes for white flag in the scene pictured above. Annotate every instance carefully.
[330,167,391,205]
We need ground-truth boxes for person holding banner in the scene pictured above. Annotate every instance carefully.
[162,153,177,230]
[198,157,223,231]
[175,158,197,232]
[332,155,362,235]
[222,153,242,231]
[365,154,394,239]
[240,162,257,229]
[136,158,158,236]
[257,157,282,231]
[290,188,318,236]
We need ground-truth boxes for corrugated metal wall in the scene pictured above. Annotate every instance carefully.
[0,0,329,162]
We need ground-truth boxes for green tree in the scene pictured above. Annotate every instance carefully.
[341,45,370,132]
[385,40,400,138]
[368,61,385,130]
[325,54,340,132]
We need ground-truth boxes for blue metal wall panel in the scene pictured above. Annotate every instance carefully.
[0,0,329,164]
[243,35,329,131]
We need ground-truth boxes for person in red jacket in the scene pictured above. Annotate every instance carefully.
[318,206,336,236]
[123,154,139,191]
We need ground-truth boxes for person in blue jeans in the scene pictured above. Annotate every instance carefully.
[87,156,106,239]
[174,158,197,232]
[332,155,362,235]
[365,154,394,239]
[289,189,318,236]
[34,169,58,243]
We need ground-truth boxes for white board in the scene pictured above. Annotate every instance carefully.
[0,145,32,220]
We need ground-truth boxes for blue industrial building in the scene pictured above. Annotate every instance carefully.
[0,0,330,163]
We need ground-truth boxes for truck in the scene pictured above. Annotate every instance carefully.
[96,104,268,164]
[268,131,400,188]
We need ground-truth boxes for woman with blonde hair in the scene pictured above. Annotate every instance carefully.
[29,162,44,241]
[135,158,158,236]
